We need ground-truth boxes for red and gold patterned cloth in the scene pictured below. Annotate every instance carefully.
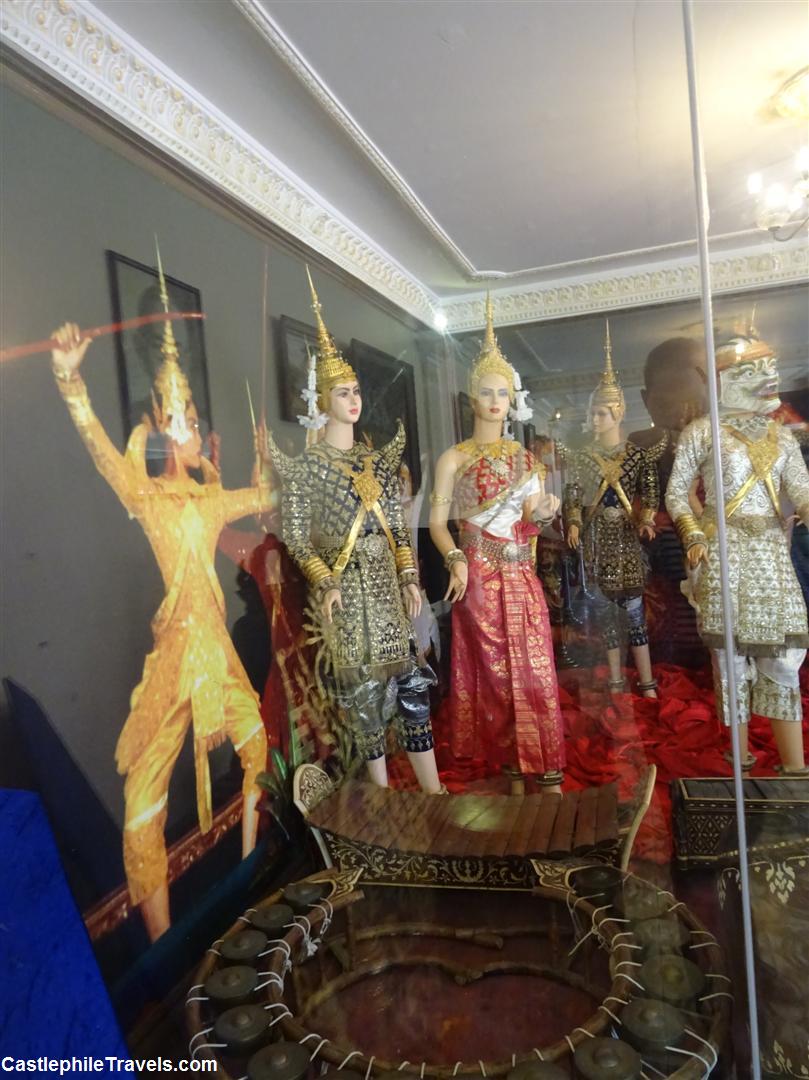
[448,442,565,776]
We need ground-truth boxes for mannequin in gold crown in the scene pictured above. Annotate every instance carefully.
[264,270,443,792]
[430,296,565,794]
[667,323,809,773]
[562,323,665,697]
[50,249,273,941]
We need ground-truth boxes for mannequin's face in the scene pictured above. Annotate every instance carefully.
[474,372,511,423]
[328,381,362,424]
[589,404,621,439]
[170,406,203,468]
[719,354,780,415]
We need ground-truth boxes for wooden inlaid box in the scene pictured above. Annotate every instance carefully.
[672,776,809,868]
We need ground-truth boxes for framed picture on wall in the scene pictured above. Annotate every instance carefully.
[350,339,422,493]
[106,251,213,441]
[274,315,322,424]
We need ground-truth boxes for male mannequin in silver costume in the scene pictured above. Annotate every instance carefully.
[666,327,809,773]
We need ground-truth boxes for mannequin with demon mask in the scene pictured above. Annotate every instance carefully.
[666,326,809,773]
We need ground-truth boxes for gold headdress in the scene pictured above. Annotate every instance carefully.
[589,319,625,421]
[469,292,515,400]
[715,308,776,371]
[305,266,357,409]
[151,240,194,444]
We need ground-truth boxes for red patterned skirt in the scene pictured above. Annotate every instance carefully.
[449,526,565,776]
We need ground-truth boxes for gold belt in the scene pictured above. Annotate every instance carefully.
[463,533,533,567]
[702,510,781,538]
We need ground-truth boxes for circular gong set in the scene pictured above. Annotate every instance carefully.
[187,866,730,1079]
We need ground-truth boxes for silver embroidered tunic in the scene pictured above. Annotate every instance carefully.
[271,424,418,684]
[666,415,809,653]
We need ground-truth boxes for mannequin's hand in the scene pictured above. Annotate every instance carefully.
[255,420,270,463]
[687,543,708,569]
[208,431,221,471]
[566,525,580,550]
[321,588,342,623]
[638,524,656,542]
[51,322,91,374]
[444,561,468,603]
[535,493,561,523]
[402,583,422,618]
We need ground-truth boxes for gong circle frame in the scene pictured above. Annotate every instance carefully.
[187,869,730,1080]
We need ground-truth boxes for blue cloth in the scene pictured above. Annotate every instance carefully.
[0,789,129,1069]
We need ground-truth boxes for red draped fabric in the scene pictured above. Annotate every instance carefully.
[448,521,565,777]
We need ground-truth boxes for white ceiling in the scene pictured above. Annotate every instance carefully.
[258,0,807,283]
[6,0,807,321]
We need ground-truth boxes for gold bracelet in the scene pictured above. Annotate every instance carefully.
[430,491,451,506]
[52,364,79,383]
[565,508,583,526]
[674,512,706,547]
[638,508,656,527]
[398,568,419,588]
[444,548,467,569]
[395,546,416,573]
[300,556,333,588]
[312,576,339,603]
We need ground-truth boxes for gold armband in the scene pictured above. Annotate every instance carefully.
[674,513,706,549]
[565,508,583,527]
[395,546,416,573]
[300,555,334,589]
[430,491,451,506]
[638,508,656,528]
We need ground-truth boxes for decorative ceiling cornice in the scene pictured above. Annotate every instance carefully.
[230,0,479,278]
[231,0,798,289]
[2,1,806,334]
[444,241,809,332]
[0,0,439,324]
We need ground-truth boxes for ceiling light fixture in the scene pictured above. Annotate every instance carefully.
[747,146,809,241]
[433,310,448,333]
[770,66,809,121]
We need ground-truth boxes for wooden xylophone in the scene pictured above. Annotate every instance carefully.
[307,780,621,888]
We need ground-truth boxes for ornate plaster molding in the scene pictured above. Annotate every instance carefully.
[231,0,478,278]
[0,0,438,324]
[2,1,806,331]
[232,0,801,288]
[444,241,809,333]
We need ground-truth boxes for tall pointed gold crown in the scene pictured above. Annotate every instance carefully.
[152,240,194,443]
[305,266,357,407]
[715,307,776,371]
[469,293,515,400]
[589,319,625,418]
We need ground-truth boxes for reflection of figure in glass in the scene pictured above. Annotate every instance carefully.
[266,271,443,793]
[563,324,664,698]
[667,324,809,774]
[628,338,708,665]
[430,297,565,795]
[129,281,200,426]
[50,269,273,941]
[219,521,327,763]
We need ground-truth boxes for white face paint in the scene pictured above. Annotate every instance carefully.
[719,353,780,415]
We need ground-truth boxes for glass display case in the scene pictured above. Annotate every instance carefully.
[0,2,807,1077]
